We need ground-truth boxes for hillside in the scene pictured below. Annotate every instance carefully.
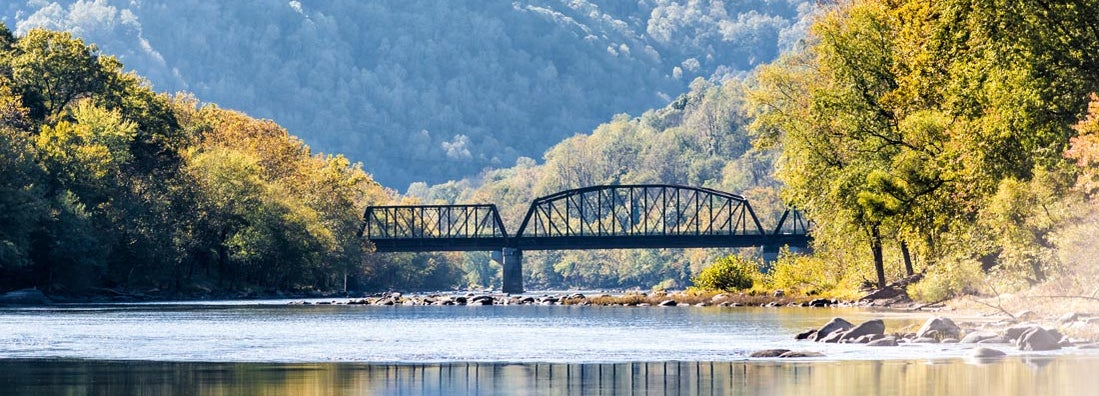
[2,0,812,187]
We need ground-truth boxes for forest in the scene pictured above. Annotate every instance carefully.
[0,25,449,297]
[409,0,1099,300]
[4,0,1099,301]
[2,0,812,187]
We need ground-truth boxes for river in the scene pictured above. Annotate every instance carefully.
[1,299,1096,394]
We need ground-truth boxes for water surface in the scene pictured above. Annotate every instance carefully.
[2,301,1095,395]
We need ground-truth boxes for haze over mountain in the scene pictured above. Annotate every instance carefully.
[3,0,812,187]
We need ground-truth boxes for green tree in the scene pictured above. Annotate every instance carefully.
[10,29,105,120]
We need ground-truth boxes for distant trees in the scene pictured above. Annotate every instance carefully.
[5,0,811,187]
[0,26,461,296]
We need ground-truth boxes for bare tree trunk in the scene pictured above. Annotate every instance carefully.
[871,224,886,289]
[901,240,914,276]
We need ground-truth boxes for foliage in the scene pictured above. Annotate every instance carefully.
[4,0,812,187]
[769,248,858,298]
[0,25,431,296]
[691,255,758,292]
[906,257,983,303]
[746,0,1099,293]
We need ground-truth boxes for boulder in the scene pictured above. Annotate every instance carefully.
[0,289,50,305]
[813,318,854,341]
[1018,327,1061,351]
[1005,324,1039,342]
[659,299,678,307]
[970,347,1007,359]
[1015,310,1037,320]
[960,332,998,344]
[795,329,817,340]
[976,336,1009,344]
[915,317,960,340]
[819,331,847,343]
[839,319,885,342]
[1059,312,1081,324]
[809,298,832,307]
[867,337,898,347]
[749,349,791,357]
[911,337,939,343]
[773,290,785,298]
[779,351,825,358]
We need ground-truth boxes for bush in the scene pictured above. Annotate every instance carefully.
[692,255,758,292]
[907,258,984,302]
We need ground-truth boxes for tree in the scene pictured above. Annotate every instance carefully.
[10,29,104,120]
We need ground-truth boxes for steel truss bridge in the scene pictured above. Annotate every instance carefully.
[359,184,810,293]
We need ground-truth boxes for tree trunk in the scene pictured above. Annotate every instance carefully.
[871,224,886,289]
[901,240,914,276]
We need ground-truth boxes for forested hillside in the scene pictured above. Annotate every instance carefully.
[404,77,785,290]
[2,0,812,187]
[0,25,464,297]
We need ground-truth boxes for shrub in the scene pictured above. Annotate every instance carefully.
[692,255,757,292]
[907,258,984,302]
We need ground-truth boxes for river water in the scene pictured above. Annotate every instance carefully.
[1,300,1097,394]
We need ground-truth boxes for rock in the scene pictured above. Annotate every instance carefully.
[941,338,959,343]
[867,337,898,347]
[813,318,854,341]
[1059,312,1081,324]
[819,331,847,343]
[695,302,711,307]
[659,300,678,307]
[773,290,785,298]
[471,296,494,305]
[916,317,960,340]
[520,296,536,304]
[1077,343,1099,349]
[970,347,1007,359]
[911,337,939,343]
[960,332,998,344]
[454,297,468,305]
[809,298,832,307]
[1005,324,1041,342]
[749,349,791,357]
[795,329,818,340]
[779,351,825,358]
[1018,327,1061,351]
[977,336,1009,344]
[0,289,50,305]
[839,319,885,342]
[1015,310,1037,320]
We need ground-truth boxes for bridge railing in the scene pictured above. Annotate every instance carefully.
[359,204,508,240]
[515,185,766,238]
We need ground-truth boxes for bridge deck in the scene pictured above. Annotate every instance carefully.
[368,234,811,252]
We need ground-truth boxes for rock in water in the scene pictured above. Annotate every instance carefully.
[813,318,854,341]
[795,329,817,340]
[960,332,998,344]
[778,351,825,358]
[1018,327,1061,351]
[839,319,885,342]
[749,349,791,357]
[971,348,1007,359]
[867,337,898,347]
[658,300,678,307]
[916,317,960,339]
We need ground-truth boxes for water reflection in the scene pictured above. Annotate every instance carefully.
[2,357,1096,395]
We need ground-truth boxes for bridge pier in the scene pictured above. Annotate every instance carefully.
[762,245,780,266]
[501,248,524,294]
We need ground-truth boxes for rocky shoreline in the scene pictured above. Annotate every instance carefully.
[751,315,1099,359]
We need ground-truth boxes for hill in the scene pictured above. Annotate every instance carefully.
[3,0,812,187]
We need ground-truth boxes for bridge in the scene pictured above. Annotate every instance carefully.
[359,184,810,293]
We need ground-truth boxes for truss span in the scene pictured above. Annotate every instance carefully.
[359,204,507,251]
[517,184,765,239]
